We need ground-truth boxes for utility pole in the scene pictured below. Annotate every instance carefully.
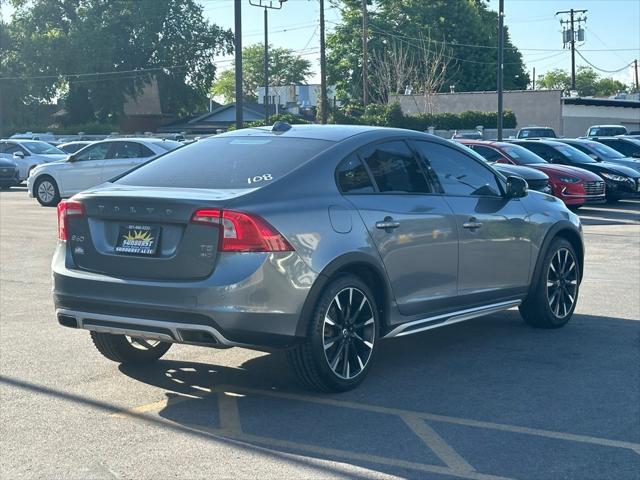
[557,8,587,91]
[634,59,639,92]
[234,0,243,130]
[497,0,504,141]
[319,0,328,124]
[532,67,536,90]
[250,1,287,124]
[362,0,369,107]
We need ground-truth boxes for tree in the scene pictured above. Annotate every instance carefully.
[211,44,312,103]
[327,0,529,102]
[2,0,233,126]
[537,66,628,96]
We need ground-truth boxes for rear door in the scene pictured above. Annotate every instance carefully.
[101,141,155,182]
[342,140,459,316]
[412,140,531,305]
[60,142,112,194]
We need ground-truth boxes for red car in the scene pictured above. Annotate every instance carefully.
[458,140,606,208]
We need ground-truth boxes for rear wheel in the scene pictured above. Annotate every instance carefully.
[520,238,580,328]
[90,332,171,365]
[34,176,60,207]
[288,275,379,392]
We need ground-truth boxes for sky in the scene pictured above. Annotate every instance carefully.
[1,0,638,87]
[203,0,640,87]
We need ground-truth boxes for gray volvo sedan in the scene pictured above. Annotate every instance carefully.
[53,124,584,391]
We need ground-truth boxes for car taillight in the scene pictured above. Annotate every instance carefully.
[190,208,293,252]
[57,200,85,241]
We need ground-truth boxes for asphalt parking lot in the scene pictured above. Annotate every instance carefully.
[1,188,639,480]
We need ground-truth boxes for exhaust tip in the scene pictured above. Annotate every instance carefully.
[178,329,218,346]
[58,314,78,329]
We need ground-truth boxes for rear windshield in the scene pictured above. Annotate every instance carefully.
[502,145,547,164]
[116,136,332,189]
[153,140,182,151]
[589,127,627,136]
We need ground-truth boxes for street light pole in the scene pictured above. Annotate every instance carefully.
[250,1,287,124]
[497,0,504,141]
[234,0,243,130]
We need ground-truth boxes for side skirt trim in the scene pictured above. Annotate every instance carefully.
[383,300,522,339]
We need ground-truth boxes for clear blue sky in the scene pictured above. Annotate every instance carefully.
[205,0,640,86]
[2,0,638,86]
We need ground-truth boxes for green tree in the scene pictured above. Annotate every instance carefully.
[2,0,233,126]
[211,44,312,103]
[327,0,529,101]
[537,66,628,96]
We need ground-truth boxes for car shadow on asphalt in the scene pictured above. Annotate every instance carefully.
[577,200,640,226]
[119,311,640,480]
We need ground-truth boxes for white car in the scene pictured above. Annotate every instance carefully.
[0,140,68,182]
[27,138,181,206]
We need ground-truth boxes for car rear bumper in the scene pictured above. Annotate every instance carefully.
[52,243,318,350]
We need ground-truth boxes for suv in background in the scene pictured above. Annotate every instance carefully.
[516,127,557,139]
[585,125,628,137]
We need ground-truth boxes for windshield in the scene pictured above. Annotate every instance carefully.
[556,145,597,164]
[21,141,65,155]
[520,128,555,138]
[502,145,546,165]
[116,136,333,189]
[589,127,627,136]
[585,142,625,159]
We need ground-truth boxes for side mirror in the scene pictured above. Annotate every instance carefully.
[13,151,25,159]
[67,153,77,162]
[505,176,528,198]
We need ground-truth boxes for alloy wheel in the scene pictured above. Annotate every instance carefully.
[37,180,56,203]
[546,248,578,318]
[322,287,375,380]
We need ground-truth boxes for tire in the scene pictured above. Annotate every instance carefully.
[287,274,380,392]
[606,196,620,204]
[519,238,580,329]
[90,332,172,365]
[34,176,61,207]
[567,204,581,211]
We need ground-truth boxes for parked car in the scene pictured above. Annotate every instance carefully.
[53,124,584,392]
[516,126,557,139]
[590,137,640,159]
[58,141,94,154]
[0,140,68,181]
[556,138,640,173]
[10,132,57,142]
[458,140,605,208]
[510,139,640,201]
[0,158,20,189]
[451,130,482,140]
[455,142,551,194]
[585,125,628,137]
[28,138,181,206]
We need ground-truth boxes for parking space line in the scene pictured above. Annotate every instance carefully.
[174,421,514,480]
[215,385,640,455]
[401,414,476,473]
[218,391,242,434]
[111,392,197,418]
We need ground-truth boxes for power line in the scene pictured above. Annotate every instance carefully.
[575,50,633,73]
[0,64,200,81]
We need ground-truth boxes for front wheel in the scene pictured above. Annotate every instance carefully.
[34,176,61,207]
[90,332,172,365]
[287,275,380,392]
[520,238,580,328]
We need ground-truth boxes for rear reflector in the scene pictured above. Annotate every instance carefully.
[57,200,85,241]
[190,208,293,252]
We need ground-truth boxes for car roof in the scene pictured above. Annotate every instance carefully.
[589,125,626,128]
[216,124,429,143]
[510,139,567,147]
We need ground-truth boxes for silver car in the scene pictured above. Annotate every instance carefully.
[53,124,584,391]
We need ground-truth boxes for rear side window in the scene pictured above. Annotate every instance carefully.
[471,145,503,162]
[360,141,430,193]
[337,154,374,194]
[116,136,332,189]
[112,142,143,159]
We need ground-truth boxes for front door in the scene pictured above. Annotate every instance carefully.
[412,140,531,305]
[340,141,459,317]
[59,142,112,194]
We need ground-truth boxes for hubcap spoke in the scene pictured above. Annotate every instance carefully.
[322,287,375,380]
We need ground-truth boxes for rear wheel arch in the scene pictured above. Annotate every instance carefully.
[295,253,391,337]
[528,223,584,300]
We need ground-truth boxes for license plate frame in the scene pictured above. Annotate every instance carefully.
[115,224,160,256]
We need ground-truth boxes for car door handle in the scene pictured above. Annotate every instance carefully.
[375,218,400,230]
[463,218,483,230]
